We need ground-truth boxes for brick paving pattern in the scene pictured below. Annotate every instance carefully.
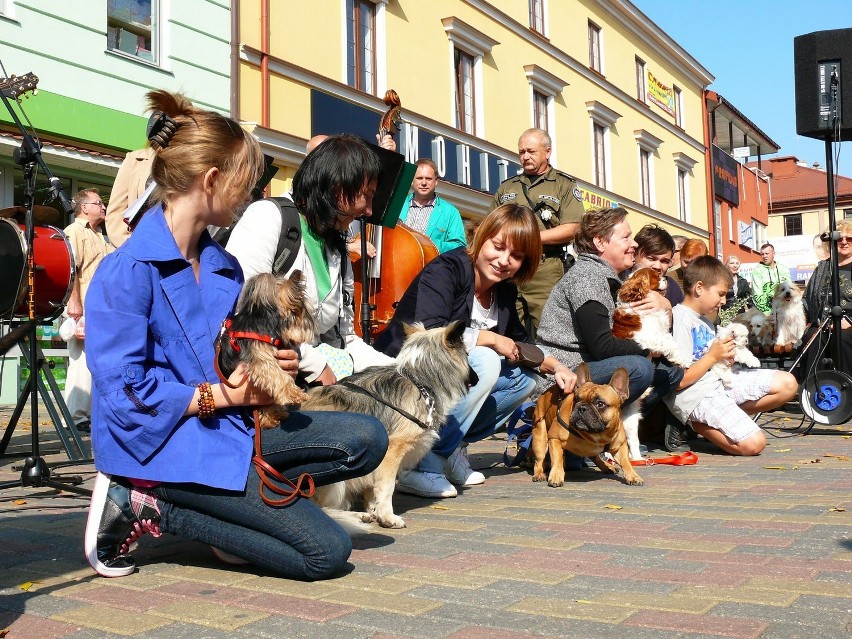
[1,403,849,638]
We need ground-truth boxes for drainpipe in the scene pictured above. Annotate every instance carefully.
[230,1,240,119]
[261,0,270,127]
[703,90,722,255]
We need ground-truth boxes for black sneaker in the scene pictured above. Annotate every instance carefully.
[663,418,691,453]
[84,472,163,578]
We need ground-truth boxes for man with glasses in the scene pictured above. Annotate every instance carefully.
[62,189,114,431]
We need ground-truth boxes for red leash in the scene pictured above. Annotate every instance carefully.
[630,451,699,466]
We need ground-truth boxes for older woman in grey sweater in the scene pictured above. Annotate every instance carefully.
[536,207,682,404]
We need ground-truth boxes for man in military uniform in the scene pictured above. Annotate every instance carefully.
[492,128,585,337]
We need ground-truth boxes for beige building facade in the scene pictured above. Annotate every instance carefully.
[234,0,713,239]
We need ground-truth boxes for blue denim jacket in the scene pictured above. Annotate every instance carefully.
[86,206,253,490]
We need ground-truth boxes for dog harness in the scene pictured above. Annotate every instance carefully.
[213,318,289,390]
[221,318,283,353]
[338,379,436,430]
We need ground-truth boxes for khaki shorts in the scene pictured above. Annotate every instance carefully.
[689,368,776,443]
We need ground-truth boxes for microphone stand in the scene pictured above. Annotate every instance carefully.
[0,82,90,496]
[823,68,844,371]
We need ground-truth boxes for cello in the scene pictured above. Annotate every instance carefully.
[351,90,439,342]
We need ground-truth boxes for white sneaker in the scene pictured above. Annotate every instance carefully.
[396,469,457,498]
[444,446,486,486]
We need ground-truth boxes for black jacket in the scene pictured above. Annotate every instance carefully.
[374,247,531,357]
[723,273,752,311]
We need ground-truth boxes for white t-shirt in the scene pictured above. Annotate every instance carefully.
[665,304,724,423]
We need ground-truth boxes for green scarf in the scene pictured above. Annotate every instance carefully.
[299,215,332,302]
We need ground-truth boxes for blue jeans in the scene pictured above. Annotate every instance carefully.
[585,355,654,405]
[152,411,387,581]
[419,347,536,472]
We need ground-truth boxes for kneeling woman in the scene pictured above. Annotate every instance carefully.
[84,90,387,580]
[375,204,576,498]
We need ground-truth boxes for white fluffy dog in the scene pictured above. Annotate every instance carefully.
[770,281,807,347]
[733,307,771,349]
[712,322,762,387]
[611,268,688,460]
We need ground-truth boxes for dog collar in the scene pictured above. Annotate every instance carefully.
[222,318,283,353]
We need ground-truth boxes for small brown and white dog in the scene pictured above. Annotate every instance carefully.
[215,271,316,429]
[612,268,688,460]
[770,280,807,347]
[303,321,474,529]
[612,268,689,368]
[712,322,761,386]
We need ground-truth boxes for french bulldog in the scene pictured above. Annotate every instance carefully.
[531,363,644,487]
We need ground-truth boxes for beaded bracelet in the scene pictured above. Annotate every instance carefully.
[197,382,215,420]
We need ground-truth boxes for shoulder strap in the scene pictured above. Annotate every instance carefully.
[269,197,302,275]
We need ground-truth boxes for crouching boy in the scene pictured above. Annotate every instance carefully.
[665,256,798,456]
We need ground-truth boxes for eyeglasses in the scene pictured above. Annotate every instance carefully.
[83,201,105,208]
[838,236,852,243]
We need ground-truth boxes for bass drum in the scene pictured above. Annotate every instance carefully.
[0,219,75,320]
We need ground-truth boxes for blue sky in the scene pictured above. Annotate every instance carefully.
[634,0,852,177]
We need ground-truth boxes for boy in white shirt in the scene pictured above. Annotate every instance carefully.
[666,256,798,455]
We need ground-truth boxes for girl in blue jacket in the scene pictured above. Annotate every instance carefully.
[84,90,387,580]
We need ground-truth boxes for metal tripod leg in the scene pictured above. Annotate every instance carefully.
[1,338,90,460]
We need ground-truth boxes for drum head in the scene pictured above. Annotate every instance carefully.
[0,218,27,319]
[800,369,852,425]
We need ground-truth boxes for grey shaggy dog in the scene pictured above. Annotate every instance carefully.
[303,321,473,529]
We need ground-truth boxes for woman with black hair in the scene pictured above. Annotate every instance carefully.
[228,134,394,384]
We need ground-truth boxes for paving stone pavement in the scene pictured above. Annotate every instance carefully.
[1,402,850,639]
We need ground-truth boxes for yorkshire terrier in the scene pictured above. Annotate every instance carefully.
[216,271,316,429]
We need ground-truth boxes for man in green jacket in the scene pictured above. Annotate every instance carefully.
[398,158,466,254]
[750,243,792,313]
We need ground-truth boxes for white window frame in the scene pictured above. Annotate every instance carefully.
[343,0,388,96]
[634,129,661,209]
[674,85,684,128]
[525,64,566,168]
[529,0,548,37]
[727,203,733,242]
[673,152,697,223]
[635,56,646,103]
[587,101,620,191]
[107,0,161,66]
[588,21,604,74]
[0,0,16,19]
[443,17,498,138]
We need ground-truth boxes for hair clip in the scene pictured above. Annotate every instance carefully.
[147,110,180,148]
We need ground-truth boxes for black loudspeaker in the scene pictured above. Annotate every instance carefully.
[794,28,852,141]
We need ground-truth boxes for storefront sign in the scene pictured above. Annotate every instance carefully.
[647,71,675,116]
[311,91,520,194]
[712,145,740,206]
[578,186,619,211]
[738,220,754,249]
